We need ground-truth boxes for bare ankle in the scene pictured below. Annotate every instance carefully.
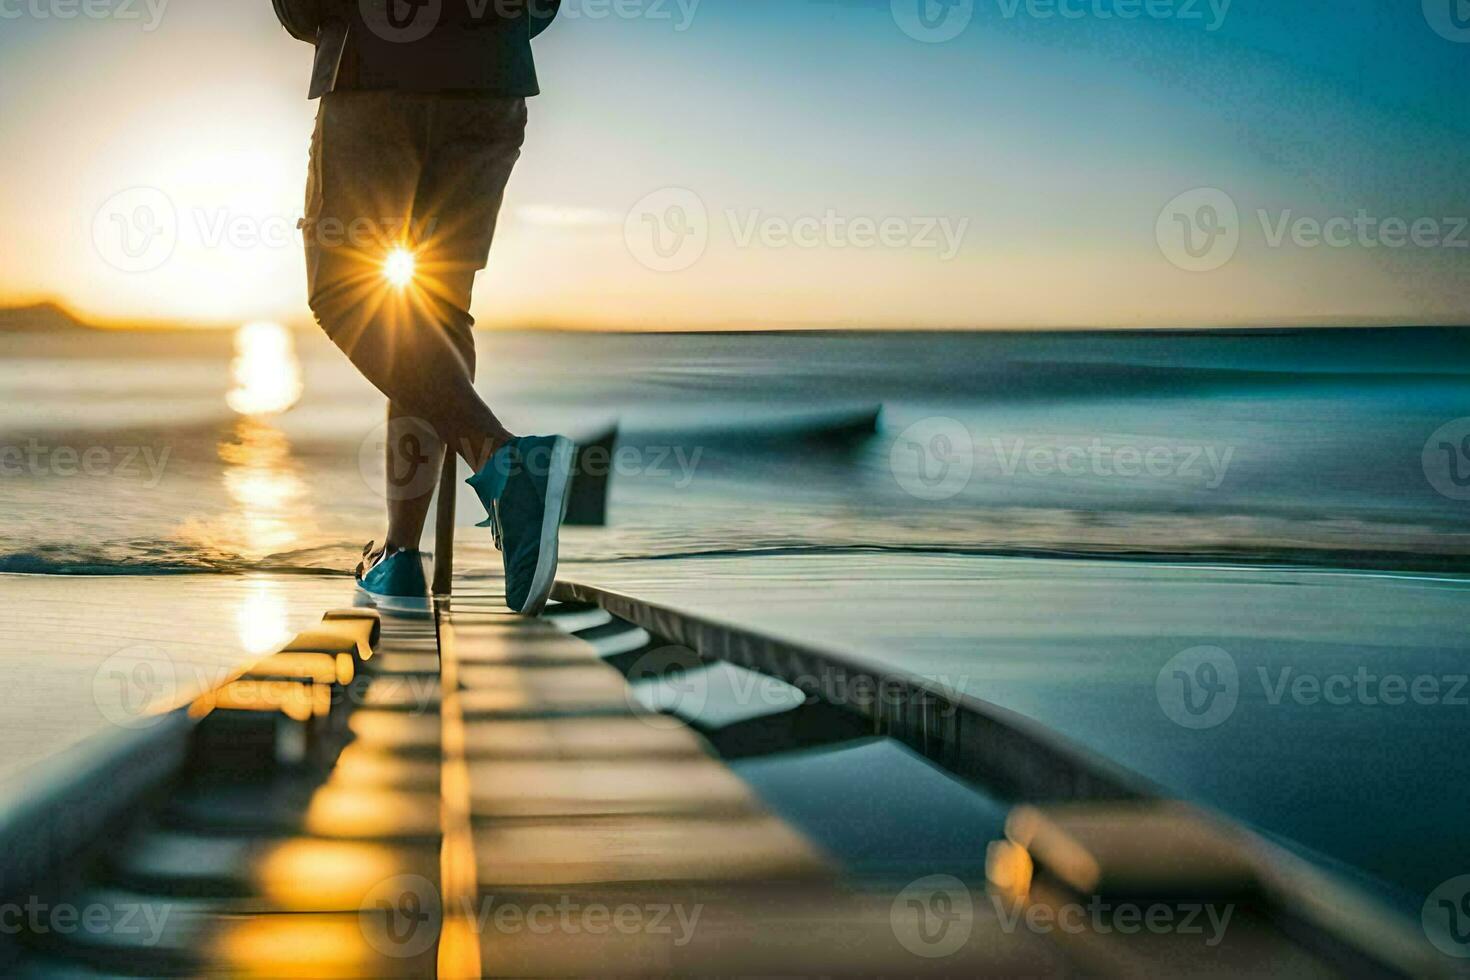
[461,430,516,472]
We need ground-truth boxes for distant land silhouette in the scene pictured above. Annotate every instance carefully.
[0,302,94,332]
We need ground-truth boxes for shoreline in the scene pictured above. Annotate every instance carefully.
[5,541,1470,578]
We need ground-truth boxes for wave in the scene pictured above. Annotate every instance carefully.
[622,405,882,447]
[0,547,355,577]
[571,542,1470,574]
[6,504,1468,579]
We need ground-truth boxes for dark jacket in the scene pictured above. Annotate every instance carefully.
[273,0,559,99]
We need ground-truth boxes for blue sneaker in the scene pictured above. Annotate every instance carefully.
[466,435,575,616]
[354,542,431,616]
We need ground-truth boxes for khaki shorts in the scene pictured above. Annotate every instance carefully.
[302,91,527,360]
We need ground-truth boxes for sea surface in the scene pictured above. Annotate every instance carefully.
[1,324,1467,912]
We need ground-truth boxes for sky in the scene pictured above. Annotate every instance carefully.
[0,0,1467,329]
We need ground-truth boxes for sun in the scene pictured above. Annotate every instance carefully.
[383,248,416,288]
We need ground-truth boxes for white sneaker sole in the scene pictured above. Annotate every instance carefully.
[516,436,575,616]
[354,585,432,618]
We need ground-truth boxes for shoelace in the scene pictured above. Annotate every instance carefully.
[489,501,503,551]
[357,541,407,580]
[355,540,378,581]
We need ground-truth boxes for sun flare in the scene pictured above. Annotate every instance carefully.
[384,248,417,289]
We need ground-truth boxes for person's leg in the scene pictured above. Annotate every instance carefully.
[382,402,442,551]
[413,95,574,615]
[381,275,480,551]
[304,92,515,472]
[308,251,514,471]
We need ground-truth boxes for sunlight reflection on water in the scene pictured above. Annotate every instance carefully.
[235,575,292,655]
[216,420,313,558]
[227,321,302,417]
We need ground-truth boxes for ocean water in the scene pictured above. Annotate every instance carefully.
[2,324,1468,911]
[571,552,1470,911]
[1,326,1467,574]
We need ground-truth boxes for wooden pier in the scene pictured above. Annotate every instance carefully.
[0,576,1446,977]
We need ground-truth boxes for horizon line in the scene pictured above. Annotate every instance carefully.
[2,298,1466,335]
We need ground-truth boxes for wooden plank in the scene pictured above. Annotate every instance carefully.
[108,830,439,911]
[461,717,712,761]
[468,759,759,818]
[472,814,831,887]
[476,884,1071,979]
[348,709,440,755]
